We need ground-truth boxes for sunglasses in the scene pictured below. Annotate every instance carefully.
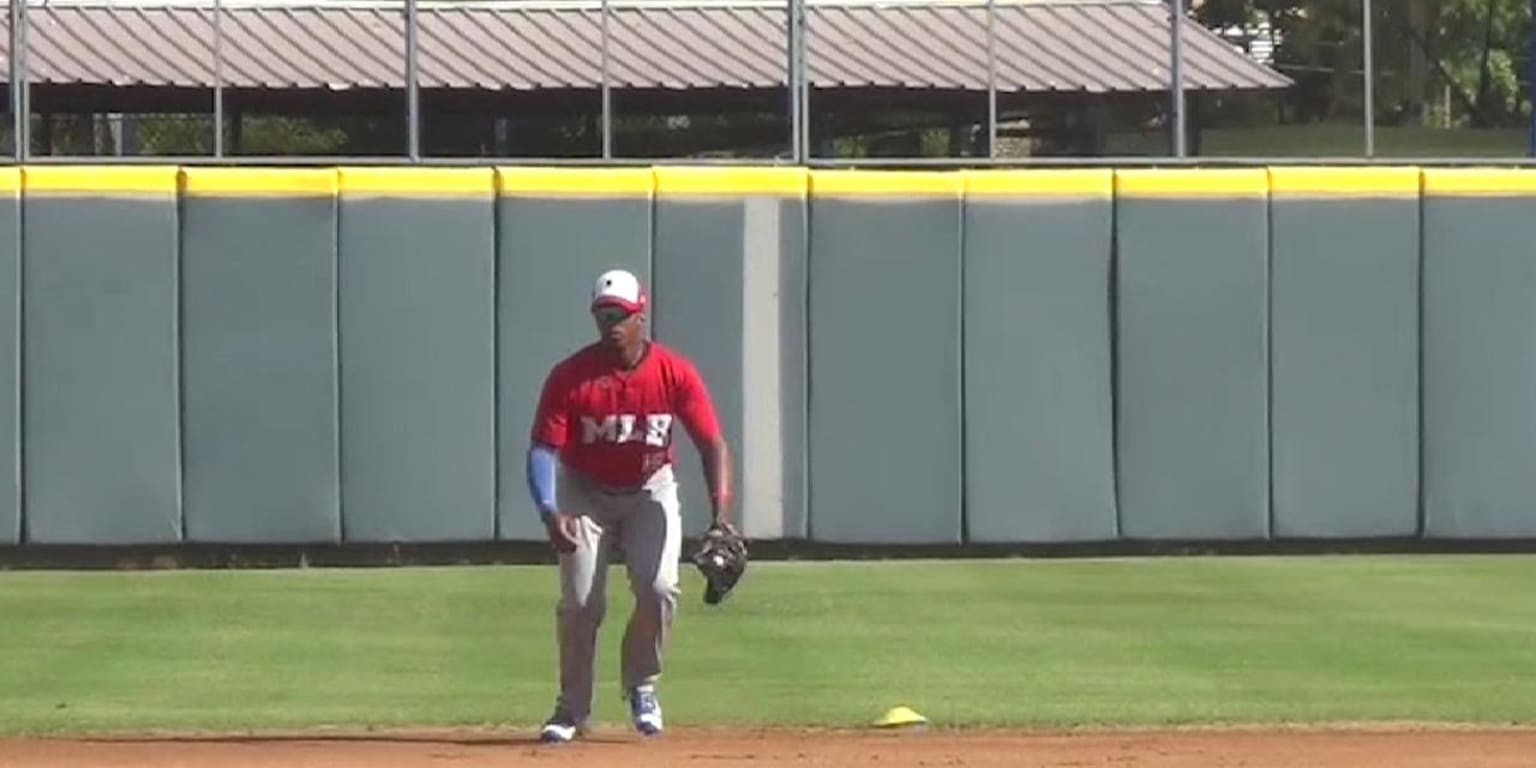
[593,306,635,326]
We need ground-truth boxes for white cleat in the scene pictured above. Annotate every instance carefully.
[627,685,664,736]
[538,711,589,744]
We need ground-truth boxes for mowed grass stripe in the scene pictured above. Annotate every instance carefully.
[1,556,1534,736]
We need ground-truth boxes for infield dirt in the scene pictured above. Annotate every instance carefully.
[5,724,1536,767]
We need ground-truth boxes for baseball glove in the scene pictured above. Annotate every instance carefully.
[691,523,748,605]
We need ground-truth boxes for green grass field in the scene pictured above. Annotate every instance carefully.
[2,555,1535,738]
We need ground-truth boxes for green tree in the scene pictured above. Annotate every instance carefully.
[1194,0,1534,129]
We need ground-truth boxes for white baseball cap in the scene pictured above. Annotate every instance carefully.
[591,268,648,313]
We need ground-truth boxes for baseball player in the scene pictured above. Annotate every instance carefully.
[525,268,735,743]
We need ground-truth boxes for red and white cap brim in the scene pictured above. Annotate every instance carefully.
[592,295,646,312]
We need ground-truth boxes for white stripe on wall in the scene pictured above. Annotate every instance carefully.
[740,197,785,538]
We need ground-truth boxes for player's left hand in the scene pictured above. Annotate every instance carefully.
[691,522,748,605]
[543,511,581,554]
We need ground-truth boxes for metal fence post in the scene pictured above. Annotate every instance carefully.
[986,0,997,157]
[1364,0,1374,157]
[601,0,612,159]
[788,0,804,162]
[800,0,810,159]
[10,0,29,160]
[1170,0,1185,158]
[1529,0,1536,156]
[214,0,224,157]
[405,0,420,161]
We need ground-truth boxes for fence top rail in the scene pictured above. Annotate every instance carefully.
[10,155,1536,169]
[25,0,1157,8]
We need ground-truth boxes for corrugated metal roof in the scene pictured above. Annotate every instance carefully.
[0,0,1291,93]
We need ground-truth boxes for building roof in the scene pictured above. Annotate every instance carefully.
[0,0,1290,94]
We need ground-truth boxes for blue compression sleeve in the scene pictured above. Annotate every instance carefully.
[526,444,559,519]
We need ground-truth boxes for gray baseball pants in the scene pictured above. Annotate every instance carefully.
[553,463,682,722]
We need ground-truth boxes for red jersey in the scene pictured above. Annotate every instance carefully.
[531,341,721,489]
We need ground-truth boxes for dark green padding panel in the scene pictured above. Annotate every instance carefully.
[1270,182,1419,538]
[807,174,962,544]
[0,179,16,544]
[652,172,808,540]
[180,172,340,543]
[22,180,181,543]
[1422,175,1536,537]
[496,170,654,541]
[962,175,1117,543]
[1114,172,1270,540]
[337,171,496,543]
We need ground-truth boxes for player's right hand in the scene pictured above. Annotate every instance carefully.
[544,512,580,554]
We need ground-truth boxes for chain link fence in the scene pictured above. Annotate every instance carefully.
[4,0,1535,162]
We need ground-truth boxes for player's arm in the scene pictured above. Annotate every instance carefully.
[675,362,734,529]
[699,437,734,530]
[525,441,559,521]
[529,370,580,553]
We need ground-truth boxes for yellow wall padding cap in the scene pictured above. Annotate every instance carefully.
[1269,166,1421,198]
[181,167,338,197]
[1422,168,1536,197]
[24,165,180,196]
[963,169,1111,198]
[496,167,654,198]
[1114,168,1269,199]
[810,170,963,197]
[654,166,808,197]
[339,167,494,198]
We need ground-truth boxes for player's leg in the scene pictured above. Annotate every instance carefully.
[555,516,610,717]
[543,480,613,742]
[617,466,682,734]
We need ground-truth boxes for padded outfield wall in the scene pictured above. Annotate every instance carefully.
[0,164,1529,549]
